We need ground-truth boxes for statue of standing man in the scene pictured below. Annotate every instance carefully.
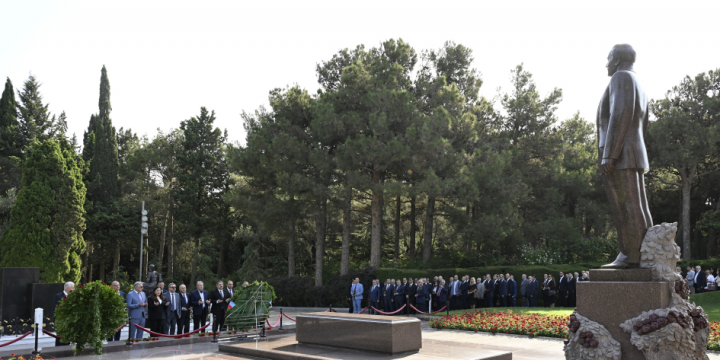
[597,44,653,269]
[143,263,163,296]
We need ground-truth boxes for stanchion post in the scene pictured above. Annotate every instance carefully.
[328,304,332,312]
[260,321,266,338]
[126,318,133,346]
[32,323,39,355]
[446,304,450,316]
[279,309,284,331]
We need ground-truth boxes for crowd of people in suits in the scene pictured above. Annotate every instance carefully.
[681,265,720,294]
[53,279,250,344]
[349,271,592,314]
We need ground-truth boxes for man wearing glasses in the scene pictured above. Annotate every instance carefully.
[127,281,148,339]
[165,283,180,335]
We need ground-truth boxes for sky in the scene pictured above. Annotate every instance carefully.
[1,1,719,146]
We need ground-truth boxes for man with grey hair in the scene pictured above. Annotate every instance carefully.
[53,282,75,346]
[189,281,210,333]
[127,281,148,339]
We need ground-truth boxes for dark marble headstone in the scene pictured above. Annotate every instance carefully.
[0,268,40,322]
[30,283,64,329]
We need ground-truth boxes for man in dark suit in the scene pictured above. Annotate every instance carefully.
[226,280,236,298]
[597,44,653,269]
[436,280,448,310]
[558,272,567,307]
[567,274,577,307]
[695,266,707,293]
[405,278,416,314]
[383,279,395,314]
[368,280,381,315]
[507,274,517,307]
[498,275,508,307]
[178,284,191,334]
[541,274,549,308]
[520,274,529,307]
[459,276,469,310]
[423,279,432,310]
[210,280,229,333]
[527,276,538,307]
[54,282,75,346]
[165,283,181,335]
[189,281,210,333]
[393,280,405,315]
[108,281,126,341]
[414,279,428,313]
[484,275,494,308]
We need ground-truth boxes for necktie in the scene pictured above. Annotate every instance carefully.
[171,293,175,311]
[220,290,223,299]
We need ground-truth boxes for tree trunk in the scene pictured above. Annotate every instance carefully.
[423,195,435,264]
[99,251,105,283]
[370,167,383,268]
[679,166,695,261]
[217,241,225,278]
[394,195,401,260]
[114,241,120,279]
[340,189,351,276]
[288,218,296,277]
[169,212,174,280]
[315,198,327,286]
[473,204,480,254]
[409,194,416,260]
[158,211,168,273]
[190,236,199,287]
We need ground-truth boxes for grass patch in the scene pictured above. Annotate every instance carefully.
[433,307,574,317]
[690,291,720,322]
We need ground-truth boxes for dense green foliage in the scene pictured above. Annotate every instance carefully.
[0,40,718,293]
[224,281,276,331]
[0,139,86,282]
[54,281,127,354]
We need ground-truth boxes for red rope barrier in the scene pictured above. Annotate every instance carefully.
[42,329,61,339]
[135,322,210,338]
[409,304,447,315]
[370,304,407,315]
[357,307,368,314]
[331,309,339,312]
[282,313,296,322]
[0,331,32,347]
[265,314,282,329]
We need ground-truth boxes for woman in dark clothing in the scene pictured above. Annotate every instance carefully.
[147,286,168,333]
[545,275,557,308]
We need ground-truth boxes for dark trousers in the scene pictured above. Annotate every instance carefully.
[436,301,446,312]
[107,328,122,341]
[415,302,427,313]
[558,291,567,307]
[370,301,380,314]
[193,312,207,333]
[602,169,652,265]
[529,295,537,307]
[212,312,226,333]
[450,295,460,310]
[485,293,494,307]
[178,312,190,334]
[383,298,394,313]
[394,296,405,315]
[407,298,416,314]
[166,313,178,335]
[568,291,576,307]
[697,286,705,294]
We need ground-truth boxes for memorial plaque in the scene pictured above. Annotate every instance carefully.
[30,283,64,329]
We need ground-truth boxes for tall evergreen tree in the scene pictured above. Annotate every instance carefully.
[17,75,60,147]
[82,66,120,282]
[0,139,86,282]
[176,107,229,286]
[0,78,21,159]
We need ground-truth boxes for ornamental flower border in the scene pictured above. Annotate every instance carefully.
[430,309,720,351]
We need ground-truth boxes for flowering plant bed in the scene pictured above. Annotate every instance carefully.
[429,310,569,338]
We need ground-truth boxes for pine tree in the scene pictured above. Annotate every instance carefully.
[176,107,229,286]
[0,139,86,282]
[17,75,59,147]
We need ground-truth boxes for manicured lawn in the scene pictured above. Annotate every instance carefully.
[690,291,720,322]
[434,307,574,318]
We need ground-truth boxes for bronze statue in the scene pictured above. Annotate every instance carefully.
[143,263,163,296]
[596,44,653,269]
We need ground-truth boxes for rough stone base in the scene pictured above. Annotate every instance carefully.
[577,280,672,360]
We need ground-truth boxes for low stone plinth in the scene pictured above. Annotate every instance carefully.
[577,279,673,360]
[589,268,653,282]
[295,312,421,354]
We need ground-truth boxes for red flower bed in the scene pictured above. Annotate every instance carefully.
[707,322,720,351]
[429,310,568,338]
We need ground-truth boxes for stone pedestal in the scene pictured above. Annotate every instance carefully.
[577,269,672,360]
[296,312,422,354]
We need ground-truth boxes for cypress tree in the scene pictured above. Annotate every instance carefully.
[17,75,59,147]
[0,139,86,282]
[0,78,21,158]
[82,66,120,282]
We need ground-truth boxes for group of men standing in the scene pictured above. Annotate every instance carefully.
[54,279,245,344]
[364,278,432,315]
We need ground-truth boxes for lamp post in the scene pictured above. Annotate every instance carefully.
[140,201,148,281]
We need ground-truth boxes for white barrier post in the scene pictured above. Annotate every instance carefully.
[33,308,43,354]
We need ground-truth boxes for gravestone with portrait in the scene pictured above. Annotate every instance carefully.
[563,44,709,360]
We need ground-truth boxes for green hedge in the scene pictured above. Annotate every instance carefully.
[677,260,720,270]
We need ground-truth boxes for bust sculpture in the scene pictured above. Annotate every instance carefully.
[143,263,163,296]
[596,44,653,269]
